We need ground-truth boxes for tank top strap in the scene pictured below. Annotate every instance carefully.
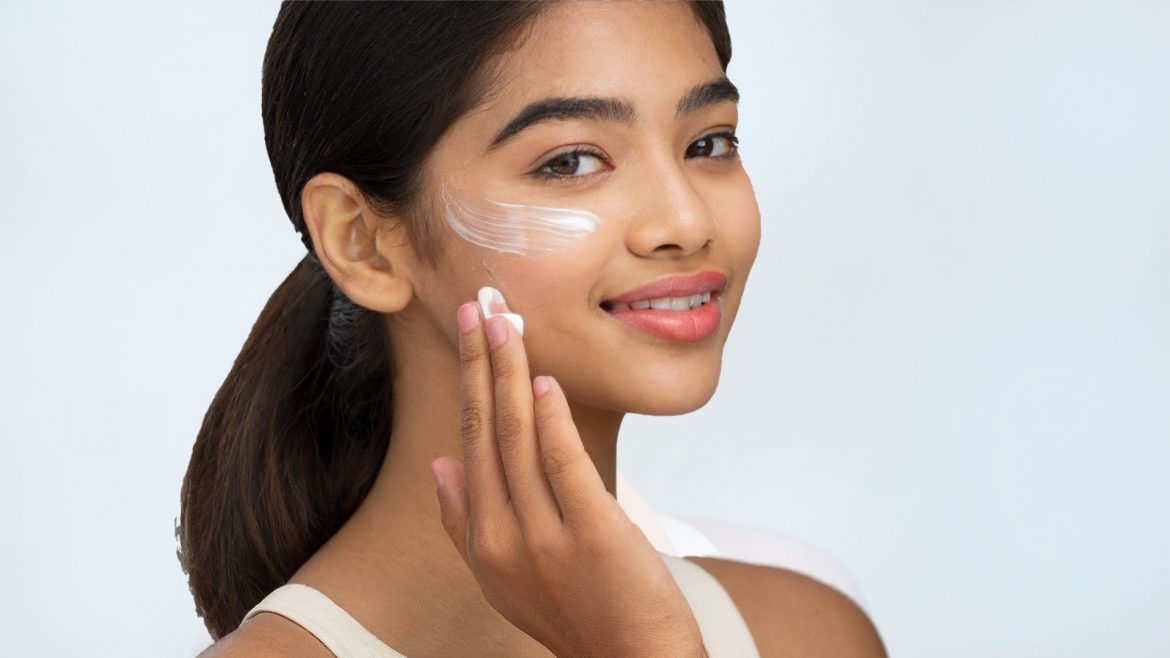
[242,583,406,658]
[243,563,757,658]
[659,553,761,657]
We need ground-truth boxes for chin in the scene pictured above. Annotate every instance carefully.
[624,363,723,416]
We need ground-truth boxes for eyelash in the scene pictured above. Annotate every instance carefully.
[529,130,741,183]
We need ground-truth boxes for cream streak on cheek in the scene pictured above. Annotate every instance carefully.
[440,180,602,256]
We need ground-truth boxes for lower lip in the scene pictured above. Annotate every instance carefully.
[603,295,722,342]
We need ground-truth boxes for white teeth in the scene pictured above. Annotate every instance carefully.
[605,290,716,313]
[609,294,709,312]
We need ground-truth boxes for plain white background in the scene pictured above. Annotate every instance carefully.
[1,1,1166,656]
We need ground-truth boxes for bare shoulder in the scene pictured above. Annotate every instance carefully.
[194,612,334,658]
[683,555,887,658]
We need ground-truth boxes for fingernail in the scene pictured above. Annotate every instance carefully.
[477,286,502,317]
[532,376,551,398]
[479,285,515,315]
[458,303,479,334]
[487,316,508,348]
[430,461,446,490]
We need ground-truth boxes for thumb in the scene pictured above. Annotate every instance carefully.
[430,456,470,564]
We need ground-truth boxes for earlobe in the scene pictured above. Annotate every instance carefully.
[301,172,414,314]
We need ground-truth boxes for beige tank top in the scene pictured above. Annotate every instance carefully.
[241,551,760,657]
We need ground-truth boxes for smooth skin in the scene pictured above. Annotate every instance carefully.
[203,2,886,656]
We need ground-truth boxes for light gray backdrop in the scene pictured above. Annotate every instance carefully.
[1,1,1166,656]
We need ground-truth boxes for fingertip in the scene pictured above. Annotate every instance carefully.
[457,302,480,334]
[533,375,551,399]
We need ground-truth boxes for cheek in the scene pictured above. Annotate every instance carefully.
[726,183,762,269]
[480,245,606,317]
[473,246,611,371]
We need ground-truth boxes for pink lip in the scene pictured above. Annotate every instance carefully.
[602,270,728,305]
[600,270,728,342]
[605,296,722,341]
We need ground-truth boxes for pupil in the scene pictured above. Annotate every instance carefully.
[551,154,577,175]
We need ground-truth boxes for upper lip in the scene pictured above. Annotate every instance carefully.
[602,269,729,306]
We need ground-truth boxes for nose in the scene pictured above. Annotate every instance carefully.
[624,164,717,258]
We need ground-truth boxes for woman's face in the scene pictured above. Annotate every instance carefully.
[411,1,760,415]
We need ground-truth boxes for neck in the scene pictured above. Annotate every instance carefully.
[289,307,624,654]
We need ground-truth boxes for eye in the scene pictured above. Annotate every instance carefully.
[528,130,741,184]
[530,147,608,182]
[687,130,740,159]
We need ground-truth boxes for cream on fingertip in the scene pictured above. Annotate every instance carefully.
[477,286,524,336]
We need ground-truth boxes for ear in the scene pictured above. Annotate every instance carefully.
[300,172,415,314]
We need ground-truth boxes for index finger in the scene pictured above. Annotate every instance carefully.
[457,301,511,520]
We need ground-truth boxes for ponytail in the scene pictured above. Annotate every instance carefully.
[176,253,392,638]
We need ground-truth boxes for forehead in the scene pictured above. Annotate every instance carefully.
[497,1,719,89]
[451,1,725,150]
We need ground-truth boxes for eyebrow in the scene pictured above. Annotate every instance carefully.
[485,75,740,153]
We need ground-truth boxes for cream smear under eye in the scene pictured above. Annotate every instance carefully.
[440,180,602,256]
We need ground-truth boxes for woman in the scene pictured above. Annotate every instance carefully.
[179,2,886,655]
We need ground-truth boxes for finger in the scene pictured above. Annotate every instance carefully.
[532,375,608,527]
[431,456,471,564]
[484,314,562,535]
[457,301,511,521]
[479,285,508,317]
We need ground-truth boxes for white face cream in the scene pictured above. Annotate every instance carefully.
[477,285,523,336]
[440,180,602,256]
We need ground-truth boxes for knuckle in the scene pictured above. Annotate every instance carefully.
[460,405,487,441]
[541,445,576,480]
[496,437,524,467]
[589,500,628,544]
[494,409,526,445]
[525,526,564,561]
[568,512,610,554]
[490,352,517,379]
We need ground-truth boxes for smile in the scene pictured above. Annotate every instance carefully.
[601,291,713,312]
[601,290,722,341]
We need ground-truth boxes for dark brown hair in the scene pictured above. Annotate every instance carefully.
[177,0,732,639]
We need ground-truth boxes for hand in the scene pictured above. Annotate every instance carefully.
[430,291,706,657]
